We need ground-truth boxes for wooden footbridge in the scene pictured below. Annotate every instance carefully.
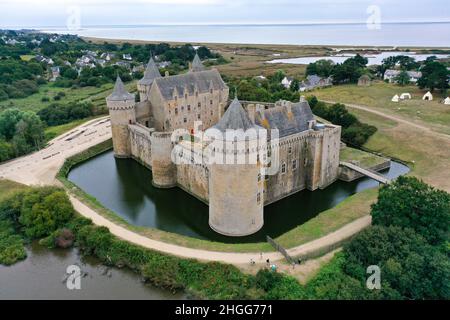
[340,161,391,185]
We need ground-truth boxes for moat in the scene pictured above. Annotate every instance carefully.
[0,242,185,300]
[68,150,409,243]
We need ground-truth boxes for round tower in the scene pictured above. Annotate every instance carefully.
[137,56,161,102]
[208,98,264,237]
[150,132,177,188]
[106,76,136,158]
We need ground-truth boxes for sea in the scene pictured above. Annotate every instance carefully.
[40,22,450,47]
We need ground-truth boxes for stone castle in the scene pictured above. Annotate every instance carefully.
[106,54,341,237]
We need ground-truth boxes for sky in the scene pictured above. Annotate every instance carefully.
[0,0,449,28]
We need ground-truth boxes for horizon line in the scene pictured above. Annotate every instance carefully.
[2,20,450,30]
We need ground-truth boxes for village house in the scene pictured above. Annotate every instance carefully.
[299,75,333,92]
[49,66,60,82]
[384,69,422,83]
[281,76,293,89]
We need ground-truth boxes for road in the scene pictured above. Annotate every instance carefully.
[0,117,111,186]
[322,100,450,142]
[0,116,371,265]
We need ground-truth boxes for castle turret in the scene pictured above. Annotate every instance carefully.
[137,55,162,102]
[107,76,136,158]
[150,132,177,188]
[207,98,264,236]
[190,53,206,72]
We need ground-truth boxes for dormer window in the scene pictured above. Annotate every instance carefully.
[185,94,188,99]
[210,89,213,94]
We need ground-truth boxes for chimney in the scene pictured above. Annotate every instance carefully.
[188,62,192,71]
[165,71,170,77]
[300,95,306,103]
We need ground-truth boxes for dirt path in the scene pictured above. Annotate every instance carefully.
[70,195,370,264]
[0,116,371,266]
[322,100,450,142]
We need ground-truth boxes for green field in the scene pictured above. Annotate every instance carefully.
[0,81,137,114]
[313,81,450,135]
[0,179,27,202]
[340,147,388,168]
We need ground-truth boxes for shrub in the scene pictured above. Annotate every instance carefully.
[18,187,75,238]
[0,220,27,265]
[37,101,94,126]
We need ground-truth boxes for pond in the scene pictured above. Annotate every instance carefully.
[267,51,450,66]
[67,150,409,243]
[0,242,186,300]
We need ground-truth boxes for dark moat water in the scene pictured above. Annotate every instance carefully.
[0,242,185,300]
[68,150,409,243]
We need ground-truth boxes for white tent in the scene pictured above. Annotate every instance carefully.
[400,93,411,100]
[444,97,450,105]
[422,91,433,101]
[392,94,400,102]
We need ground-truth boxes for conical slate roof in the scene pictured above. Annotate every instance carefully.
[191,53,205,72]
[138,56,162,85]
[107,76,135,101]
[214,97,257,132]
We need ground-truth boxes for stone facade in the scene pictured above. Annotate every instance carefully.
[107,55,342,237]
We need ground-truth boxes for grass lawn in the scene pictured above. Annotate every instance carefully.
[350,107,450,193]
[340,147,388,168]
[19,55,35,62]
[0,81,137,114]
[313,81,450,135]
[0,179,28,202]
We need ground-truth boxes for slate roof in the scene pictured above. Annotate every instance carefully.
[107,76,135,101]
[191,53,206,72]
[254,101,314,137]
[153,69,227,100]
[138,57,162,86]
[214,97,258,132]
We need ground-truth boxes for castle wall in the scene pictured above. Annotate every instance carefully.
[264,131,310,205]
[319,126,341,188]
[177,163,209,203]
[129,124,153,169]
[150,132,177,188]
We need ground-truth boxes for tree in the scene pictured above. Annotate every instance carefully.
[0,139,13,162]
[290,79,300,92]
[306,59,335,77]
[371,176,450,245]
[395,70,411,86]
[417,61,449,92]
[0,109,45,159]
[343,225,450,299]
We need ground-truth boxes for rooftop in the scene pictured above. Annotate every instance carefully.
[107,76,135,102]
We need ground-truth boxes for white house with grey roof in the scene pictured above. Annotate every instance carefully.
[384,69,422,83]
[107,54,341,237]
